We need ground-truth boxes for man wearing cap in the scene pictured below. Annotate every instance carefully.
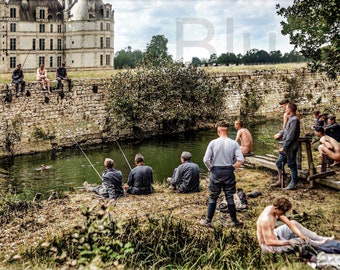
[169,151,200,193]
[11,63,25,97]
[325,115,340,142]
[200,120,244,228]
[124,153,154,195]
[275,103,300,190]
[279,98,290,129]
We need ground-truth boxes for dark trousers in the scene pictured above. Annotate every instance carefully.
[206,166,237,223]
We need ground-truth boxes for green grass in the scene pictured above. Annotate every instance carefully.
[0,63,307,85]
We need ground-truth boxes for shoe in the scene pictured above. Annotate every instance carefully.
[270,181,281,187]
[231,220,244,227]
[42,87,47,90]
[199,219,213,228]
[283,185,297,190]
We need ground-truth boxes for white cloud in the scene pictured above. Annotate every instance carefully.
[108,0,295,62]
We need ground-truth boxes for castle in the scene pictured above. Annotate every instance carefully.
[0,0,114,72]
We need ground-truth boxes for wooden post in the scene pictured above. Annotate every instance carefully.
[305,138,316,188]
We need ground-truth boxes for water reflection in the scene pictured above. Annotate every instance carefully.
[0,121,281,198]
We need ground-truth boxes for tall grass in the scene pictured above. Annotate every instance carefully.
[17,204,305,269]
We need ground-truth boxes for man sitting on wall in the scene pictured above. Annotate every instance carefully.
[56,62,72,91]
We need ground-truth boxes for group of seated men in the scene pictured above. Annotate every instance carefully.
[11,62,71,97]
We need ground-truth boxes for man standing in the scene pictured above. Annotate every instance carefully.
[83,158,124,204]
[169,151,200,193]
[257,197,333,253]
[200,120,244,227]
[56,62,71,91]
[274,103,300,190]
[124,153,154,195]
[12,63,25,97]
[234,120,253,155]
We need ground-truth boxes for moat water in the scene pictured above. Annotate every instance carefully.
[0,121,281,199]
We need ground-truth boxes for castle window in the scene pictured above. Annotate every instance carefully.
[50,39,53,50]
[106,55,110,65]
[39,39,45,50]
[57,39,62,50]
[100,23,103,31]
[10,8,16,19]
[57,13,62,21]
[10,23,16,32]
[106,37,110,48]
[49,56,53,68]
[40,9,45,19]
[100,37,104,48]
[106,10,110,18]
[50,24,53,32]
[57,25,62,33]
[57,56,62,67]
[10,57,16,68]
[32,39,36,50]
[106,23,110,31]
[39,24,45,33]
[100,55,103,65]
[39,56,45,65]
[10,38,16,50]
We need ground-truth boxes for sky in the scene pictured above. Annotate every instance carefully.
[107,0,295,62]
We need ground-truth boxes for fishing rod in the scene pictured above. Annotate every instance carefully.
[114,137,132,171]
[67,131,102,181]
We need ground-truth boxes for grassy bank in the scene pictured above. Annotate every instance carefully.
[0,167,338,269]
[0,63,307,85]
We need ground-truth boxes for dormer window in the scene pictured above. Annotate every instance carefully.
[10,8,16,18]
[40,9,45,19]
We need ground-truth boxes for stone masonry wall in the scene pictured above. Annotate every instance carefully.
[0,68,339,157]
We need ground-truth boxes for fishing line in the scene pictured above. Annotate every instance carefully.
[114,137,132,171]
[67,131,102,180]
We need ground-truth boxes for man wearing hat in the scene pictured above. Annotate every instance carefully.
[168,151,200,193]
[325,115,340,142]
[11,63,25,97]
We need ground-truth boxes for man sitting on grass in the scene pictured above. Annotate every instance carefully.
[257,197,334,254]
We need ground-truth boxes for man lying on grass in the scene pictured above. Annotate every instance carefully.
[257,197,334,253]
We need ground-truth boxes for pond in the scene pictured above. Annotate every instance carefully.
[0,121,281,199]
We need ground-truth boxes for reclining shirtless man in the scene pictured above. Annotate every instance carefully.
[257,197,333,253]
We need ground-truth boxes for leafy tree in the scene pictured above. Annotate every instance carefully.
[114,47,143,69]
[208,53,218,65]
[143,35,173,67]
[277,0,340,79]
[191,57,202,66]
[217,52,239,65]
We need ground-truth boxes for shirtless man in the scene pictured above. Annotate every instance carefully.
[257,197,333,253]
[318,134,340,166]
[234,120,253,154]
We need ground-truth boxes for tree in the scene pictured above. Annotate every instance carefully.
[143,35,173,67]
[191,57,202,66]
[277,0,340,79]
[114,47,143,69]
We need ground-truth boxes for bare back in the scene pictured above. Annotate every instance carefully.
[256,206,279,246]
[235,128,253,154]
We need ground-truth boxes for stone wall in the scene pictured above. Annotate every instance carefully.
[0,68,339,157]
